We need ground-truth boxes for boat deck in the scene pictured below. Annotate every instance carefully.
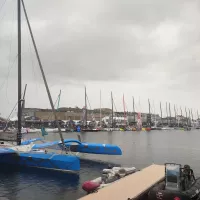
[79,164,165,200]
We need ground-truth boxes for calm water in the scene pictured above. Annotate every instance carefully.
[1,130,200,200]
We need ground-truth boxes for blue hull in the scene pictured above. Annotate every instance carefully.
[30,138,122,155]
[66,143,122,155]
[0,152,80,172]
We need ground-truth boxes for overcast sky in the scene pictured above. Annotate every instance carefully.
[0,0,200,118]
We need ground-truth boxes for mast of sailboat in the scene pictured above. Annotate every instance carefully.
[133,97,135,124]
[100,90,101,127]
[180,106,183,116]
[191,109,193,127]
[85,86,87,127]
[169,103,171,126]
[176,105,180,127]
[148,98,151,128]
[197,110,199,120]
[57,90,61,110]
[17,0,22,145]
[174,104,177,127]
[185,107,188,127]
[123,94,126,126]
[166,102,169,126]
[188,108,191,126]
[21,0,66,148]
[22,84,27,109]
[160,102,163,126]
[111,92,113,128]
[21,84,27,127]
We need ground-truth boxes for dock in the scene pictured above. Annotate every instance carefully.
[79,164,165,200]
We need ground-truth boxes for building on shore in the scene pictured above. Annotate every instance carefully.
[22,107,111,121]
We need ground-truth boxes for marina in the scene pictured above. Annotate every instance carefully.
[0,130,200,199]
[0,0,200,199]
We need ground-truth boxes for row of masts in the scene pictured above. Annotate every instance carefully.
[83,87,199,128]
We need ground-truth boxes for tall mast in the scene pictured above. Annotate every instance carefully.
[100,90,101,127]
[160,102,163,126]
[17,0,22,145]
[166,102,169,125]
[185,107,188,127]
[21,0,65,147]
[174,104,176,126]
[85,86,87,127]
[57,90,61,110]
[111,92,113,128]
[148,99,151,127]
[133,96,135,124]
[169,103,171,126]
[188,108,191,126]
[123,94,126,126]
[191,109,193,123]
[197,110,199,120]
[180,106,182,116]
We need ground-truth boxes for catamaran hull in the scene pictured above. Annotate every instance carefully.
[0,152,80,172]
[66,143,122,155]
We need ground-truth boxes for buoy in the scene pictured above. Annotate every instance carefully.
[146,127,151,131]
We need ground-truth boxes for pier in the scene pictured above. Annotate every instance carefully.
[79,164,165,200]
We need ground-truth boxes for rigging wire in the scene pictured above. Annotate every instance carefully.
[0,54,18,91]
[0,0,6,12]
[86,94,95,121]
[0,0,7,23]
[5,1,15,105]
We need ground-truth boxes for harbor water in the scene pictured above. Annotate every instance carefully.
[1,130,200,200]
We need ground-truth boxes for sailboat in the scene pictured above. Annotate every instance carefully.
[0,0,81,172]
[81,87,100,132]
[0,0,122,172]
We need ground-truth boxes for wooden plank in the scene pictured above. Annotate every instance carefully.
[79,164,165,200]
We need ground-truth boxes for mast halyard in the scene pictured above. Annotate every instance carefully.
[17,0,22,145]
[21,0,66,148]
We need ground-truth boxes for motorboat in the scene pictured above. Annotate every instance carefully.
[148,163,200,200]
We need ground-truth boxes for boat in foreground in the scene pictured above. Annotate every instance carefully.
[32,138,122,155]
[82,166,137,194]
[0,137,122,172]
[0,143,80,172]
[148,163,200,200]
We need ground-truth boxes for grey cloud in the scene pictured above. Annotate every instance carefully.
[1,0,200,117]
[1,0,199,83]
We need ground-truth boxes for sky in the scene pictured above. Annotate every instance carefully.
[0,0,200,118]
